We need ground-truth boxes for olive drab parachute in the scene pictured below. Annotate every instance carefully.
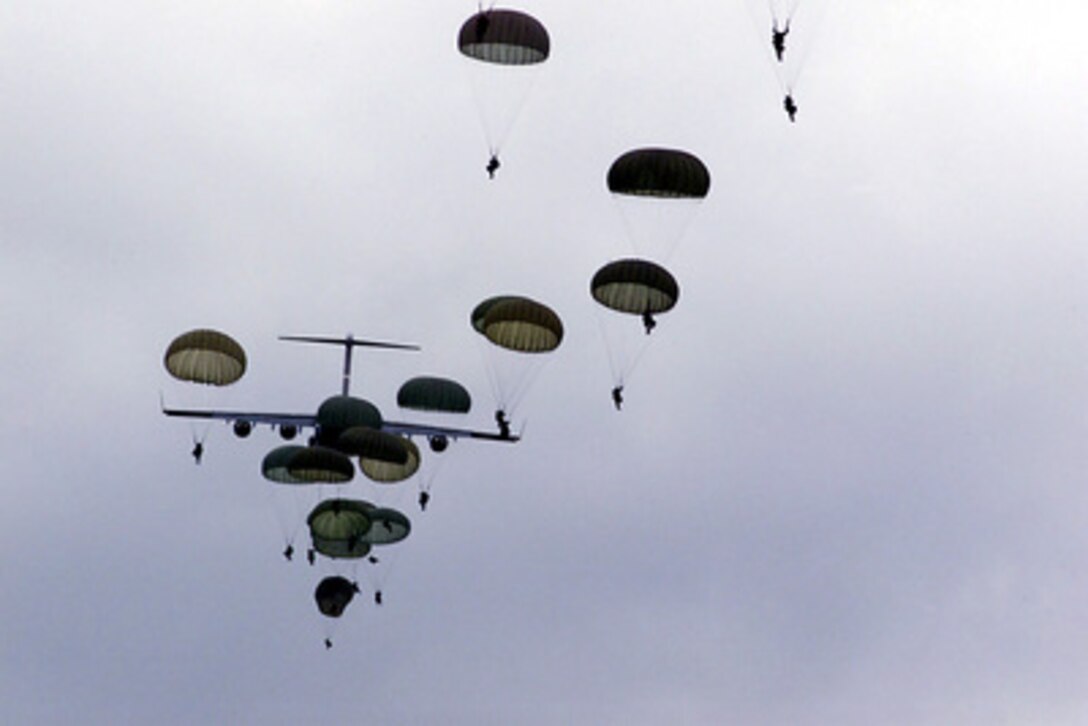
[457,9,550,65]
[360,436,420,483]
[471,295,519,335]
[361,507,411,546]
[472,295,562,413]
[397,377,472,414]
[335,427,410,465]
[315,576,357,618]
[263,445,326,560]
[457,9,549,170]
[606,148,711,262]
[261,445,309,484]
[315,396,382,447]
[607,149,711,200]
[164,329,246,386]
[591,259,679,317]
[481,297,563,353]
[312,533,372,560]
[591,259,680,397]
[288,446,355,484]
[307,498,373,549]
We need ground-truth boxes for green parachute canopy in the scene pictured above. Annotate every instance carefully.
[307,498,373,542]
[287,446,355,484]
[312,533,372,560]
[335,427,410,464]
[481,296,563,353]
[397,376,472,414]
[607,148,711,199]
[458,9,550,65]
[360,437,421,483]
[362,507,411,546]
[315,576,357,618]
[315,395,383,447]
[471,295,520,335]
[591,258,680,315]
[163,329,247,385]
[261,445,309,484]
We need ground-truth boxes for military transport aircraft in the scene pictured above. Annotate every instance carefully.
[161,331,517,466]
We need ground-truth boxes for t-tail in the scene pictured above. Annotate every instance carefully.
[278,334,420,396]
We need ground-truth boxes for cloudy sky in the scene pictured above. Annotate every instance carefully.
[2,1,1087,723]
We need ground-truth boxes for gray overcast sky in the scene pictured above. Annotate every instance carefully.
[2,1,1087,724]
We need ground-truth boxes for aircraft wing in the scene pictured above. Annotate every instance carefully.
[161,406,317,429]
[382,419,519,443]
[162,405,517,443]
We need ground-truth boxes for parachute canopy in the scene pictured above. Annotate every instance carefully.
[362,507,411,546]
[261,445,309,484]
[397,376,472,414]
[471,295,520,335]
[163,329,246,386]
[458,10,550,65]
[288,446,355,484]
[315,576,357,618]
[315,396,382,447]
[591,259,680,315]
[480,296,563,353]
[307,498,373,542]
[360,436,421,483]
[335,427,410,465]
[312,533,372,560]
[607,148,711,199]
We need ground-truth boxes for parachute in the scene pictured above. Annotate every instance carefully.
[361,507,411,546]
[263,445,324,556]
[314,576,357,618]
[360,436,421,483]
[164,328,248,453]
[481,296,563,353]
[287,446,355,484]
[607,149,711,200]
[457,9,550,65]
[335,427,410,464]
[164,329,246,386]
[606,148,710,262]
[591,259,681,398]
[261,445,309,484]
[312,533,373,560]
[457,9,550,170]
[315,396,382,447]
[307,498,373,555]
[591,259,679,316]
[471,295,520,335]
[472,295,563,414]
[397,376,472,414]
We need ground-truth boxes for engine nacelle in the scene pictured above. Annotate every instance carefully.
[233,420,253,438]
[428,435,449,453]
[279,425,298,441]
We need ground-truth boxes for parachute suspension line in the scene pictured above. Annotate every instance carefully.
[266,484,307,551]
[596,313,625,385]
[464,61,543,162]
[363,540,406,602]
[594,309,655,387]
[624,334,654,381]
[501,355,548,417]
[744,2,792,96]
[186,382,220,450]
[475,336,506,412]
[420,453,449,495]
